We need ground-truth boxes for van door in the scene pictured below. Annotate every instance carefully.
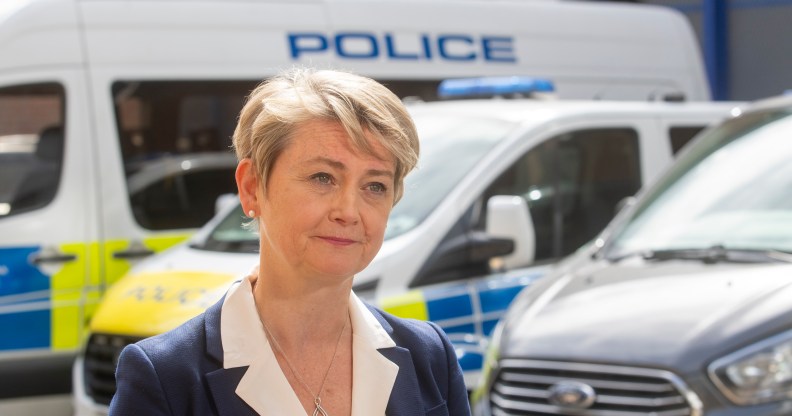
[92,79,251,285]
[410,117,657,288]
[0,72,97,400]
[500,127,638,259]
[387,117,660,386]
[478,121,651,262]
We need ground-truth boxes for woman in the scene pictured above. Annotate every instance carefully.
[109,68,470,415]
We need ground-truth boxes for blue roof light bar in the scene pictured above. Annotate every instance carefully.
[438,76,555,99]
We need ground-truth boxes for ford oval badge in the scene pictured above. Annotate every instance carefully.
[547,381,597,409]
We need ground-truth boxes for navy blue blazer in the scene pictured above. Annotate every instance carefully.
[109,296,471,415]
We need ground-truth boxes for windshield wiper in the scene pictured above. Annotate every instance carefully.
[610,245,792,264]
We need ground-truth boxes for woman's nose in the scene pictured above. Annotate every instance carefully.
[330,186,361,225]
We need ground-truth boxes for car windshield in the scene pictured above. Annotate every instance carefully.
[199,112,516,252]
[605,105,792,262]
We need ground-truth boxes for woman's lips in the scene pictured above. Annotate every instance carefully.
[317,236,357,246]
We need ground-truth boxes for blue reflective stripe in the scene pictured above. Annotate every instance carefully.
[0,246,49,296]
[478,284,524,314]
[443,323,476,335]
[0,309,49,350]
[426,292,472,322]
[457,350,484,373]
[452,339,485,373]
[482,319,500,337]
[0,246,52,350]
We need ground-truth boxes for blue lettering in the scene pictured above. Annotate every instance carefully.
[385,33,420,60]
[421,34,432,59]
[288,33,329,59]
[437,35,476,61]
[482,36,516,63]
[286,32,516,63]
[336,32,378,59]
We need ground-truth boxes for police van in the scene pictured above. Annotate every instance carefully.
[73,77,742,414]
[0,0,712,413]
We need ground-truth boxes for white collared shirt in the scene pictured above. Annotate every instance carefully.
[220,275,399,415]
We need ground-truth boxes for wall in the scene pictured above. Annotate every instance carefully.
[644,0,792,101]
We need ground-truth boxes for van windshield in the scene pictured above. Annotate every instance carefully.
[605,106,792,262]
[199,113,515,252]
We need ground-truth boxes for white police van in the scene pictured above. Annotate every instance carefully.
[72,77,743,414]
[0,0,712,413]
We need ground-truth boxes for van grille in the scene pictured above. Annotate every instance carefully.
[490,359,700,416]
[83,333,143,405]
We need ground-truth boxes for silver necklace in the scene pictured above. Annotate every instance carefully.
[261,314,348,416]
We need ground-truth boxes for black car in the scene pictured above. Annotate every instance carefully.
[473,95,792,416]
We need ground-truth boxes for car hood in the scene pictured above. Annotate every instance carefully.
[90,245,253,337]
[501,260,792,370]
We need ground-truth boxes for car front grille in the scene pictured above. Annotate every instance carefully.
[83,333,143,405]
[490,359,701,416]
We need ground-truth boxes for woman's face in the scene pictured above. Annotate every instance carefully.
[251,119,396,284]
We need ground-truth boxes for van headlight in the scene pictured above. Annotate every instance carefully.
[708,330,792,405]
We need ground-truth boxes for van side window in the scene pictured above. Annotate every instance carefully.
[669,126,705,154]
[112,81,257,230]
[0,83,65,218]
[483,128,641,261]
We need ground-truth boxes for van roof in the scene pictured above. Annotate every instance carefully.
[0,0,710,100]
[406,99,742,126]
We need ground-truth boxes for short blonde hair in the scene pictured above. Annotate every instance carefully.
[232,67,419,203]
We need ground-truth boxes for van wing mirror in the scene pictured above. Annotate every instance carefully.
[486,195,535,269]
[468,233,514,263]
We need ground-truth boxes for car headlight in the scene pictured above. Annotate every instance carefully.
[708,330,792,405]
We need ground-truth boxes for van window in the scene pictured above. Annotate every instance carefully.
[113,81,254,230]
[483,128,641,261]
[670,126,706,154]
[0,83,65,218]
[112,79,442,231]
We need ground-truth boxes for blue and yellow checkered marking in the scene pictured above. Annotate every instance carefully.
[0,235,191,353]
[382,270,546,374]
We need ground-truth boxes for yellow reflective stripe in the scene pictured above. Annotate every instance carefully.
[48,234,190,350]
[380,290,428,321]
[88,242,102,286]
[103,234,190,286]
[50,242,87,350]
[104,239,133,287]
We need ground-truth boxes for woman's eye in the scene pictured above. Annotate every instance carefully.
[367,182,387,193]
[310,172,333,185]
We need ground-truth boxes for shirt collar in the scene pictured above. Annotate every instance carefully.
[220,274,399,415]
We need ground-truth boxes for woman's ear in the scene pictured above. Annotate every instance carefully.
[235,158,259,216]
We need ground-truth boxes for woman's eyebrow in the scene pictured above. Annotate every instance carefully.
[307,157,394,178]
[307,156,345,170]
[366,168,394,179]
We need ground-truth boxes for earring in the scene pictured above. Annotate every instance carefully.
[248,210,256,218]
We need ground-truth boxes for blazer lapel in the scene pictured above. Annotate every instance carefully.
[363,303,425,416]
[206,367,258,416]
[351,334,399,415]
[204,281,306,416]
[202,296,257,416]
[379,346,424,416]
